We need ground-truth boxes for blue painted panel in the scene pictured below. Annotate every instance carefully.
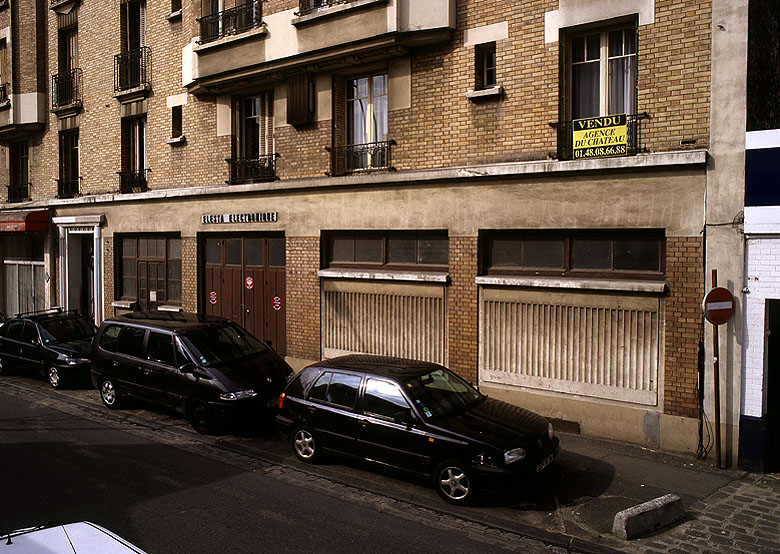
[746,147,780,206]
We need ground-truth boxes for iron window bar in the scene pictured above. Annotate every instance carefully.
[197,2,263,44]
[0,82,9,103]
[548,112,650,161]
[56,177,82,199]
[117,169,149,193]
[295,0,354,17]
[7,183,30,203]
[114,47,151,92]
[52,68,83,109]
[225,154,279,184]
[326,140,396,176]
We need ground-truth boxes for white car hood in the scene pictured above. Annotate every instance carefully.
[1,522,147,553]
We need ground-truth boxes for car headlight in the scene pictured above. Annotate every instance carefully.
[219,389,257,401]
[473,453,499,467]
[65,357,89,365]
[548,422,555,440]
[504,448,527,465]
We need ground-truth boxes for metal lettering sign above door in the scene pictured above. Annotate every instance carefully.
[201,212,277,225]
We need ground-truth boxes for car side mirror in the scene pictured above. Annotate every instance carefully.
[179,363,195,374]
[393,409,415,427]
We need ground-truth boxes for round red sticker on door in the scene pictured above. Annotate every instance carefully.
[209,291,218,305]
[245,276,254,290]
[272,296,282,311]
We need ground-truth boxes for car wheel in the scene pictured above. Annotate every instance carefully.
[188,398,215,434]
[291,426,320,463]
[434,460,474,505]
[100,379,122,409]
[48,366,63,389]
[0,357,6,376]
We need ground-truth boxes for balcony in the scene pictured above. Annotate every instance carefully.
[7,183,30,203]
[117,170,149,193]
[198,2,263,44]
[114,47,151,97]
[52,69,83,114]
[327,140,395,176]
[226,155,278,184]
[57,177,81,199]
[549,113,650,161]
[190,0,454,94]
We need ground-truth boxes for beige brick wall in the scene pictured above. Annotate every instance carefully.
[285,236,321,360]
[447,236,478,385]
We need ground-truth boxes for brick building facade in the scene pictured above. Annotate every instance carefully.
[0,0,750,464]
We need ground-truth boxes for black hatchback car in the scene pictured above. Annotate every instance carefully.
[91,311,293,433]
[0,308,96,388]
[276,355,560,505]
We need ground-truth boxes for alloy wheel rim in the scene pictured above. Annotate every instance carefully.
[439,467,469,499]
[48,367,60,387]
[101,382,115,405]
[294,431,315,459]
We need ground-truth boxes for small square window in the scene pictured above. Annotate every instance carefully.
[171,105,182,139]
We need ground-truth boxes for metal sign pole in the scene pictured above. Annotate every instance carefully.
[712,269,722,469]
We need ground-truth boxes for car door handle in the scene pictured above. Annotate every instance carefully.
[112,361,119,367]
[141,368,150,375]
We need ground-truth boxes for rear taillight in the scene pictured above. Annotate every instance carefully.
[278,393,285,410]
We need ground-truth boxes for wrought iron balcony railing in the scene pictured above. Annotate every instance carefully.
[0,82,9,103]
[548,113,650,161]
[198,2,262,44]
[327,140,396,176]
[52,68,83,109]
[226,154,278,184]
[7,183,30,203]
[295,0,354,17]
[114,47,151,93]
[57,177,81,199]
[117,169,149,193]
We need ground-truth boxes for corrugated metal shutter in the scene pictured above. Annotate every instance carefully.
[323,280,446,364]
[479,287,661,405]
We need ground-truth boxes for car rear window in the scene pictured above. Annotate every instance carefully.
[307,371,361,409]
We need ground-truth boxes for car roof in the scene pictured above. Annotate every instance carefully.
[10,309,88,324]
[312,354,444,380]
[103,311,229,333]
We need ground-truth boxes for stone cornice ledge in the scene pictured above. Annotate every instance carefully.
[35,150,708,210]
[476,275,666,293]
[318,268,449,283]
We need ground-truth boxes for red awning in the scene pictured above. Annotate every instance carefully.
[0,210,49,232]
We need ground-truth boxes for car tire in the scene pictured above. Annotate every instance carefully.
[99,378,122,409]
[434,459,474,505]
[48,366,63,389]
[291,425,320,463]
[0,356,8,376]
[188,398,216,434]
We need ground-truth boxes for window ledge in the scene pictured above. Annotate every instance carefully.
[111,300,135,309]
[475,275,666,293]
[466,85,503,101]
[166,135,186,146]
[318,268,450,283]
[158,304,183,312]
[167,9,182,21]
[292,0,388,26]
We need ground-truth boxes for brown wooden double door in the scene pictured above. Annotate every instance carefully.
[202,234,286,355]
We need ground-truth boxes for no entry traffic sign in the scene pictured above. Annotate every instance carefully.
[702,286,735,325]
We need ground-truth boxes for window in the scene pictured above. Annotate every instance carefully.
[347,73,387,147]
[308,371,361,409]
[324,232,448,269]
[119,235,182,308]
[58,130,80,198]
[171,105,183,138]
[475,42,497,90]
[568,25,636,120]
[229,93,275,183]
[0,39,8,102]
[171,0,182,13]
[147,332,175,365]
[364,379,411,420]
[481,230,663,278]
[116,326,146,357]
[9,143,30,202]
[120,116,147,191]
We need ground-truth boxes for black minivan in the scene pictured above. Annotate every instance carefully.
[276,354,560,505]
[91,311,293,433]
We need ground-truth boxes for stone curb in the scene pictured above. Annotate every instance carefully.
[612,494,685,540]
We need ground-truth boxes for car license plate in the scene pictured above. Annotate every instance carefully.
[536,454,554,473]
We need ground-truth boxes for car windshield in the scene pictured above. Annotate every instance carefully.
[182,322,269,366]
[404,368,483,420]
[39,317,96,344]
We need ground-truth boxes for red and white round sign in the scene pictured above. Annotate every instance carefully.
[702,287,735,325]
[245,276,254,290]
[272,296,282,311]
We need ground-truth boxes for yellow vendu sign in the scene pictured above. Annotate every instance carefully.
[572,114,628,160]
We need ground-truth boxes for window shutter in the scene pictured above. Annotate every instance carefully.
[331,75,346,176]
[287,73,314,126]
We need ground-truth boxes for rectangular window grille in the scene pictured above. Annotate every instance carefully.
[324,232,448,269]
